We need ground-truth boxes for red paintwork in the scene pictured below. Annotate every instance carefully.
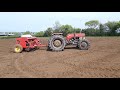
[66,33,85,41]
[15,33,86,49]
[16,37,47,49]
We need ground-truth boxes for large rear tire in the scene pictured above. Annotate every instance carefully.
[78,39,90,50]
[14,44,23,53]
[48,35,66,51]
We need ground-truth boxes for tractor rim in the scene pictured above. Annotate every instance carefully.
[81,42,87,48]
[53,40,62,47]
[15,46,21,52]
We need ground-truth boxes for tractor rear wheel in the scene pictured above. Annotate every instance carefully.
[78,39,90,50]
[14,44,23,53]
[48,35,66,51]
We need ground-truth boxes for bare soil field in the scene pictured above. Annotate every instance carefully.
[0,37,120,78]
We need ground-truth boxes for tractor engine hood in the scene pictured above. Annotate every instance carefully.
[66,33,85,41]
[67,33,85,38]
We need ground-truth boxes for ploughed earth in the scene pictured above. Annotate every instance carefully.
[0,37,120,78]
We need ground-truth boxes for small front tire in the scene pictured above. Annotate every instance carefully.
[14,44,23,53]
[78,39,90,50]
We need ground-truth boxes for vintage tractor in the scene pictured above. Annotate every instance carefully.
[14,33,90,53]
[48,33,90,51]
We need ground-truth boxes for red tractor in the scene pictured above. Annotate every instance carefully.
[48,33,90,51]
[14,33,90,53]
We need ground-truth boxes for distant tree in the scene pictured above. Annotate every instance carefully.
[35,31,44,37]
[74,28,81,33]
[44,27,53,37]
[53,21,62,33]
[85,20,100,29]
[99,23,105,36]
[105,21,118,36]
[21,20,120,37]
[23,31,31,35]
[82,28,97,36]
[60,24,74,36]
[116,21,120,28]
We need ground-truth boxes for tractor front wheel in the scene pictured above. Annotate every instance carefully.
[78,39,90,50]
[14,44,23,53]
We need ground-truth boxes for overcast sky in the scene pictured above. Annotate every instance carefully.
[0,12,120,32]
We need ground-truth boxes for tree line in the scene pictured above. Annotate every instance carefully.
[24,20,120,37]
